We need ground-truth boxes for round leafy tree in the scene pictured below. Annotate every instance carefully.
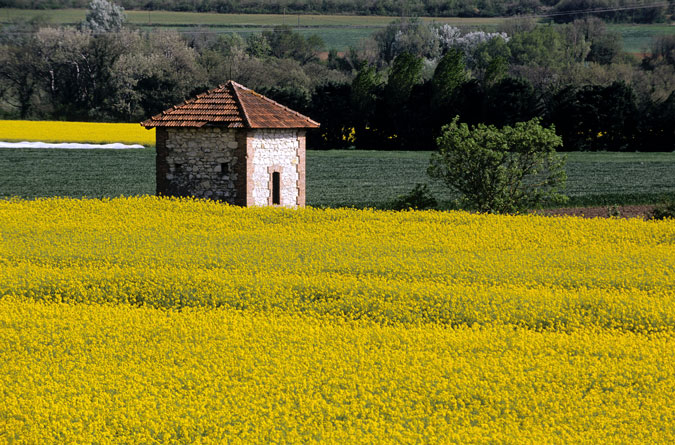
[428,116,567,213]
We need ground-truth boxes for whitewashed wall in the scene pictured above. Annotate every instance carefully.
[249,129,300,207]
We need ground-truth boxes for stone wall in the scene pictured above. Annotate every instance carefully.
[162,128,239,202]
[157,127,305,208]
[249,129,301,207]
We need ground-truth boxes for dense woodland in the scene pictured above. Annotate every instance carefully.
[0,0,674,151]
[1,0,673,23]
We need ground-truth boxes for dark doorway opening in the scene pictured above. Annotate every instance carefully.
[272,172,280,205]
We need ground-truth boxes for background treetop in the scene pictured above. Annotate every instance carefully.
[0,1,672,151]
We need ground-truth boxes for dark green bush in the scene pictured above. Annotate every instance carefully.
[390,184,438,210]
[650,201,675,220]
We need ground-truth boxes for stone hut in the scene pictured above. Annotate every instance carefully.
[141,81,319,207]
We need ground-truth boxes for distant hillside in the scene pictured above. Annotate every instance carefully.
[0,0,671,22]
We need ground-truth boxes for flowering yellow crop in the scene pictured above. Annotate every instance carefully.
[2,299,675,443]
[0,120,154,145]
[1,197,675,442]
[1,196,673,331]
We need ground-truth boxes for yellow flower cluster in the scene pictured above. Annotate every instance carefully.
[1,196,673,331]
[0,120,154,145]
[2,299,675,443]
[1,196,674,441]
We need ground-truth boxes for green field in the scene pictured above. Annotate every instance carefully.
[9,8,673,53]
[0,8,504,26]
[0,148,673,208]
[608,23,675,54]
[0,9,505,50]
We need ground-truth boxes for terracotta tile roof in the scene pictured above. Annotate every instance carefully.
[140,80,319,129]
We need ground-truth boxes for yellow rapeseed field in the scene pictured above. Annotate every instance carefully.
[1,196,674,442]
[1,196,673,331]
[2,298,675,443]
[0,120,155,145]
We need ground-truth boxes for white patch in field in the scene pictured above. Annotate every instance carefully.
[0,141,145,149]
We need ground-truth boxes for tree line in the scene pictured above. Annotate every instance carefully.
[1,0,673,23]
[0,2,673,151]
